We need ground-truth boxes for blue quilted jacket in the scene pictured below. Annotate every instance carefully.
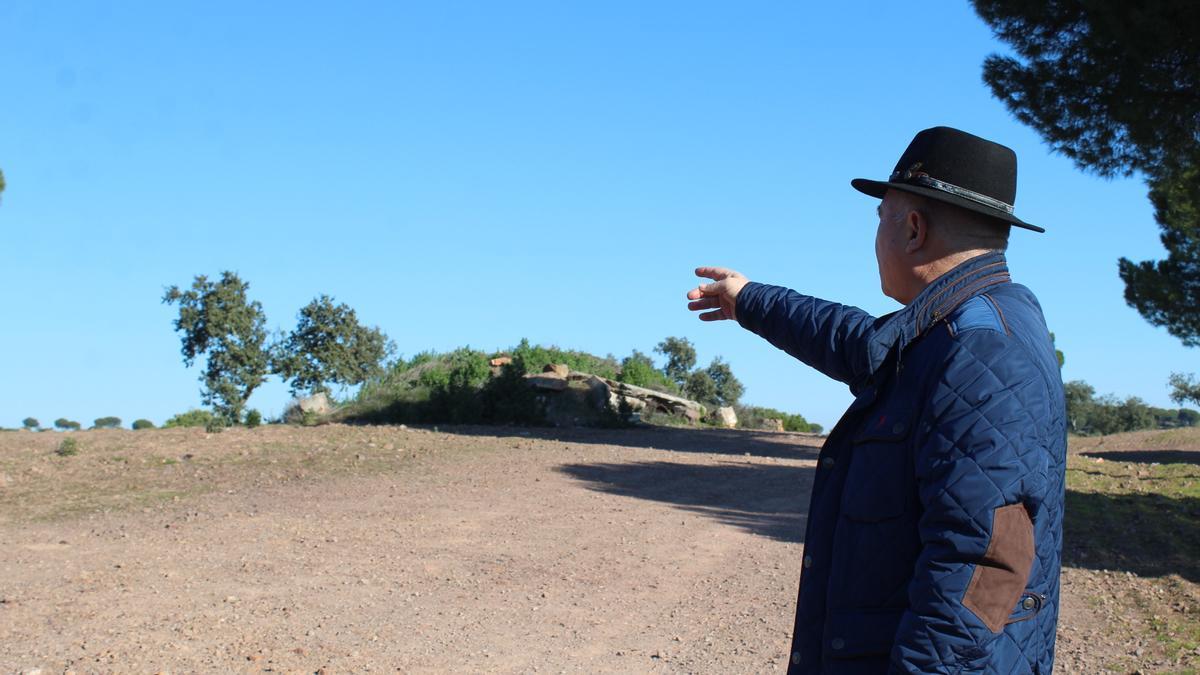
[735,252,1066,674]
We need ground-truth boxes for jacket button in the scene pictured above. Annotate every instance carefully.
[831,638,845,650]
[891,421,907,435]
[820,456,835,469]
[1022,596,1037,610]
[791,651,801,664]
[803,555,813,569]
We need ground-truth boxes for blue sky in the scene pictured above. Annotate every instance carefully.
[0,1,1192,430]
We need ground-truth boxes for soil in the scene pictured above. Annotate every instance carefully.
[0,424,1196,673]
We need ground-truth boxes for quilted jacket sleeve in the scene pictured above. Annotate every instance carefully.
[889,330,1049,673]
[734,282,879,389]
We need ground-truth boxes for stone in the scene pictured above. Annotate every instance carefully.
[489,356,512,367]
[524,373,568,391]
[584,376,612,411]
[297,392,332,415]
[761,418,785,432]
[543,363,570,377]
[602,378,705,419]
[715,406,738,428]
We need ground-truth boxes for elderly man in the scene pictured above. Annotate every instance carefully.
[687,127,1066,674]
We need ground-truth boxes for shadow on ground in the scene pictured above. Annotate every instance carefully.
[1064,489,1200,581]
[559,460,814,543]
[1078,450,1200,466]
[433,423,825,461]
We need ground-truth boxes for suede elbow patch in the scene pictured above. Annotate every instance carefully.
[962,503,1035,633]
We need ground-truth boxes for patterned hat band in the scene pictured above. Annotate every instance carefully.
[889,170,1015,215]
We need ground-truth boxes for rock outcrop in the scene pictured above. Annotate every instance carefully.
[713,406,738,429]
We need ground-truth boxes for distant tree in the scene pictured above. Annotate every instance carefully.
[974,1,1200,346]
[0,168,6,203]
[654,337,697,388]
[1050,332,1064,369]
[1178,408,1200,427]
[131,419,155,430]
[244,409,262,428]
[54,418,81,431]
[22,417,39,431]
[1063,380,1096,434]
[164,272,270,423]
[684,370,718,407]
[93,416,122,429]
[1169,372,1200,406]
[617,350,676,393]
[272,295,393,396]
[705,357,744,408]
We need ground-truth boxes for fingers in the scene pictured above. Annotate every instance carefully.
[698,309,728,321]
[695,266,743,282]
[687,281,721,299]
[688,297,720,311]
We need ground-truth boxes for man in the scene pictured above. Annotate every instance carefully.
[686,127,1066,674]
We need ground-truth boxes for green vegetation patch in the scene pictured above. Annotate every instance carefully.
[1065,454,1200,579]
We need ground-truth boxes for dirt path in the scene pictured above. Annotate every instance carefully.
[1,424,1195,673]
[0,426,817,673]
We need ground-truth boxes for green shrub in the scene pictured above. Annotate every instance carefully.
[56,437,79,456]
[93,416,122,429]
[163,409,217,428]
[618,350,678,394]
[132,419,155,430]
[204,418,226,433]
[737,405,823,433]
[510,339,621,380]
[244,409,262,428]
[54,418,81,431]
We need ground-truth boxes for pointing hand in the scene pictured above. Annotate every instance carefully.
[687,267,750,321]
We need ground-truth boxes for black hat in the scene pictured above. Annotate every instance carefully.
[851,126,1042,233]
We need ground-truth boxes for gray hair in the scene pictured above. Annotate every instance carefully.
[893,193,1011,252]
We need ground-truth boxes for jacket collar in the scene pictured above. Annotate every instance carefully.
[865,251,1011,375]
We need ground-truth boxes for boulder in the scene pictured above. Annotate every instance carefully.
[524,372,569,391]
[602,378,705,421]
[489,356,513,367]
[714,406,738,428]
[297,392,333,415]
[761,418,785,432]
[543,363,570,377]
[680,406,703,424]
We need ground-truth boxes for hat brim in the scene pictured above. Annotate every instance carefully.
[851,178,1044,233]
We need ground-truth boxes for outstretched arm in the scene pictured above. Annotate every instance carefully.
[686,267,879,388]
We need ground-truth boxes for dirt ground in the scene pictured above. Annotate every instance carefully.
[0,424,1196,673]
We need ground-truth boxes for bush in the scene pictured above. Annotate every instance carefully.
[132,419,155,430]
[345,345,551,426]
[618,350,678,394]
[93,416,122,429]
[245,409,262,428]
[510,339,621,380]
[22,417,39,430]
[54,418,81,431]
[737,405,823,433]
[163,409,218,428]
[56,437,79,456]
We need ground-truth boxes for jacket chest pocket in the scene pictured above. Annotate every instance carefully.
[841,412,914,522]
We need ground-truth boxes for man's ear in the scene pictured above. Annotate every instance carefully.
[904,209,928,254]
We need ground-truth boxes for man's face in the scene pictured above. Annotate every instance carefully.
[874,190,911,303]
